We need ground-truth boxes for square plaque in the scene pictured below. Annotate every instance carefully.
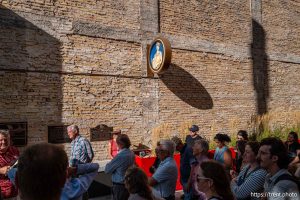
[48,125,71,144]
[0,122,27,146]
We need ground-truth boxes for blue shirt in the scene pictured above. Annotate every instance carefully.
[104,148,135,183]
[61,163,99,200]
[213,146,228,164]
[8,163,99,200]
[264,169,299,200]
[70,135,94,166]
[152,157,178,198]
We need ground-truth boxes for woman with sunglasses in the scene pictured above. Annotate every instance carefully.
[197,160,234,200]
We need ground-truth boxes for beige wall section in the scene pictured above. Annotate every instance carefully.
[61,75,144,160]
[0,0,300,160]
[0,72,63,153]
[268,60,300,111]
[160,0,252,45]
[1,0,141,29]
[62,35,142,75]
[158,50,256,138]
[262,0,300,55]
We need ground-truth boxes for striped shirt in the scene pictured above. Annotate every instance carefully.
[231,164,267,200]
[104,148,135,183]
[70,135,94,166]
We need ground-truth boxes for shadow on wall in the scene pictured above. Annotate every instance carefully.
[0,6,62,142]
[251,19,269,115]
[160,64,213,110]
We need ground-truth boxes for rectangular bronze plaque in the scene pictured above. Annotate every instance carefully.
[48,125,71,144]
[0,122,27,146]
[90,124,113,142]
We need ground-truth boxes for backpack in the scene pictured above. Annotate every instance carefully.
[273,174,300,191]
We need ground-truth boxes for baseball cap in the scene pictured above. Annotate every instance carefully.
[189,125,199,132]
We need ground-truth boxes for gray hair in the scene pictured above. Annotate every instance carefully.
[160,139,175,156]
[67,125,79,134]
[0,129,10,138]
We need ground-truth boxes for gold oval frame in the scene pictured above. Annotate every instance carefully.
[148,37,172,75]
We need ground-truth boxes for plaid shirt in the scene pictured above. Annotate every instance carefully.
[70,135,94,166]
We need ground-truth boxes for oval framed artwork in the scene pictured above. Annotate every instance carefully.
[148,37,172,74]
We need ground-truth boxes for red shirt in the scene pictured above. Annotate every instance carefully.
[110,140,118,158]
[0,146,19,198]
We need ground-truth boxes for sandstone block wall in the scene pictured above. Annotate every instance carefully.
[0,0,299,160]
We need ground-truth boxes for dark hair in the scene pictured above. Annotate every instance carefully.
[237,130,248,140]
[260,137,289,169]
[17,143,68,200]
[289,131,299,143]
[236,140,247,156]
[200,161,234,200]
[125,167,153,200]
[194,139,209,155]
[214,133,231,143]
[246,141,260,155]
[116,134,131,149]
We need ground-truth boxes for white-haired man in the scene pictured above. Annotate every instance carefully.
[67,125,94,166]
[149,139,178,200]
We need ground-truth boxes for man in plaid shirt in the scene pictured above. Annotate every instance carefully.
[67,125,94,166]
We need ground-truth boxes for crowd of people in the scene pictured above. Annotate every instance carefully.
[0,125,299,200]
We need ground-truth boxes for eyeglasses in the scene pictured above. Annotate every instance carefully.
[196,175,212,182]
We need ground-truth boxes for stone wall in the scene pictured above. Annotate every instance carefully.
[0,0,299,160]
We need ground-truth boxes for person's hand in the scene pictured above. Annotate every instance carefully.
[288,162,295,168]
[67,167,77,178]
[231,177,238,183]
[0,166,10,175]
[230,169,237,179]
